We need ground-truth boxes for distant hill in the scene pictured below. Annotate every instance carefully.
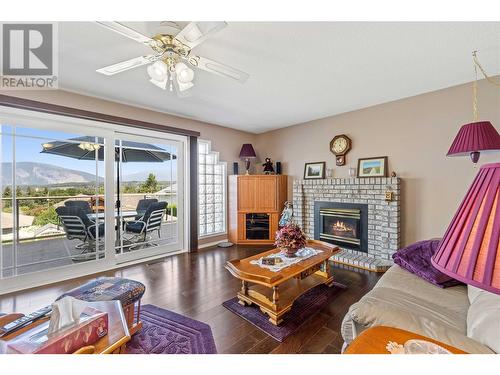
[1,162,102,186]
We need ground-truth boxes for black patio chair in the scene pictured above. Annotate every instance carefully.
[124,201,167,248]
[56,206,105,258]
[134,198,158,220]
[65,200,92,215]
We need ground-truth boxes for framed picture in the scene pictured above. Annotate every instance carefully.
[304,162,326,179]
[357,156,388,178]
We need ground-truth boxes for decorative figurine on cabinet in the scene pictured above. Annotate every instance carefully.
[279,201,294,228]
[262,157,275,174]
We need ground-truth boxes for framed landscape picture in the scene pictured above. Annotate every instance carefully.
[357,156,388,178]
[304,162,326,179]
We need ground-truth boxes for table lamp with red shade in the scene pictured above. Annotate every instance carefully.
[431,162,500,294]
[239,144,256,175]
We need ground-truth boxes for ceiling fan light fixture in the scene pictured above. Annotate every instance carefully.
[147,61,168,81]
[149,77,169,90]
[175,62,194,83]
[177,80,194,92]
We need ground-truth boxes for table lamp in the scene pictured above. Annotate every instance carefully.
[432,162,499,294]
[239,144,256,175]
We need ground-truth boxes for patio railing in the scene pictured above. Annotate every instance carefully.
[0,193,177,245]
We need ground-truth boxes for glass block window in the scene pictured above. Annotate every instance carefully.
[199,140,226,237]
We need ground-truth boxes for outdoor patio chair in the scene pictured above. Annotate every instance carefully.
[64,200,92,215]
[134,198,158,220]
[56,206,105,258]
[90,196,105,213]
[124,201,167,248]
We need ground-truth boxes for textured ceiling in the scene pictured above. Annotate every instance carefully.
[58,22,500,133]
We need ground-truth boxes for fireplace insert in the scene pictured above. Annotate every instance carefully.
[314,202,368,252]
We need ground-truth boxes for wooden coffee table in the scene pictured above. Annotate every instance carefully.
[225,240,339,325]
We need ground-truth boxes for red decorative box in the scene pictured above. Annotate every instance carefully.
[7,307,108,354]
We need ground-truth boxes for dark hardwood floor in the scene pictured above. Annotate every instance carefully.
[0,245,382,354]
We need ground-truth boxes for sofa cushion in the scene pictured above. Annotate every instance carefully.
[342,265,494,353]
[467,286,500,353]
[392,239,461,288]
[347,286,493,353]
[374,265,468,313]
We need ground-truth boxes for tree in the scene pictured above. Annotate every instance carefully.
[3,186,12,198]
[140,173,159,193]
[33,206,59,226]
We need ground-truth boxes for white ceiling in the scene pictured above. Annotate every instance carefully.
[58,22,500,133]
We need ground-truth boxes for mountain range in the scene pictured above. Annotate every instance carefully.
[1,162,175,186]
[1,162,102,186]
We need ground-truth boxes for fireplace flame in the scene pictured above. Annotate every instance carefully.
[333,220,348,231]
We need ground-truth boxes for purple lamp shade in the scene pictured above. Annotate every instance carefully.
[447,121,500,163]
[431,162,500,294]
[239,144,256,159]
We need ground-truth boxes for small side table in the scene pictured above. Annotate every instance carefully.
[1,301,130,354]
[344,326,467,354]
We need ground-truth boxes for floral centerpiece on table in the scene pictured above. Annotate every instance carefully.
[275,223,307,257]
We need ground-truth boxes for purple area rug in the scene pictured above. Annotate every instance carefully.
[126,304,217,354]
[222,282,346,342]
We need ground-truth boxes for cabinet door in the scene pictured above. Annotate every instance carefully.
[256,177,278,211]
[238,177,257,211]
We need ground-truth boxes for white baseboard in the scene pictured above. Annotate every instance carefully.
[198,239,229,249]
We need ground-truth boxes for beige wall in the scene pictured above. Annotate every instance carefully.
[255,78,500,246]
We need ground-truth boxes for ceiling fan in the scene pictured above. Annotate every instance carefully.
[95,21,249,96]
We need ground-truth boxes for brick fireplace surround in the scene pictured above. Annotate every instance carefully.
[293,177,401,270]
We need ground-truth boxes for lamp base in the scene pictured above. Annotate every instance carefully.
[245,159,251,175]
[470,151,480,164]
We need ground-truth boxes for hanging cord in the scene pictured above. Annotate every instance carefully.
[472,51,500,87]
[471,51,500,122]
[472,56,479,121]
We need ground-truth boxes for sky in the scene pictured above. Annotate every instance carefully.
[1,125,178,181]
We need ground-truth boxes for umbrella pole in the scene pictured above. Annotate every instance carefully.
[116,158,121,249]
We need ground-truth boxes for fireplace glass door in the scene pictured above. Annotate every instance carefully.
[319,208,361,248]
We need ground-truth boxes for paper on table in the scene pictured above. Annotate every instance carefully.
[250,247,322,272]
[47,296,86,334]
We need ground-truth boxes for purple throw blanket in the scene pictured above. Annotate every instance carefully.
[392,239,461,288]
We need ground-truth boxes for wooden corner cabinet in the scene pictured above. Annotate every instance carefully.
[228,175,288,245]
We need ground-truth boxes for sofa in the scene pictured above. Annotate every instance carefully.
[341,264,496,354]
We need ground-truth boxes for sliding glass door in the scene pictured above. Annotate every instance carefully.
[0,108,186,292]
[1,124,107,278]
[114,133,184,262]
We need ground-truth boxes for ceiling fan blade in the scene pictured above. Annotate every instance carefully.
[175,22,227,49]
[188,55,249,83]
[96,21,155,47]
[96,55,157,76]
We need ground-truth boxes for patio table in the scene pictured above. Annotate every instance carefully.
[87,210,145,221]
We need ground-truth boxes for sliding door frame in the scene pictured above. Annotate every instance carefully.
[0,95,199,295]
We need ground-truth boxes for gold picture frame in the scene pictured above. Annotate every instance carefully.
[357,156,388,178]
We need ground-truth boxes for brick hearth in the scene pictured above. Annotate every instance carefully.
[293,177,401,264]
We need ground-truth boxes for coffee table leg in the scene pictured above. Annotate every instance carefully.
[238,281,249,306]
[315,260,334,286]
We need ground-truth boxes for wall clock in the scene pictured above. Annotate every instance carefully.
[330,134,351,166]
